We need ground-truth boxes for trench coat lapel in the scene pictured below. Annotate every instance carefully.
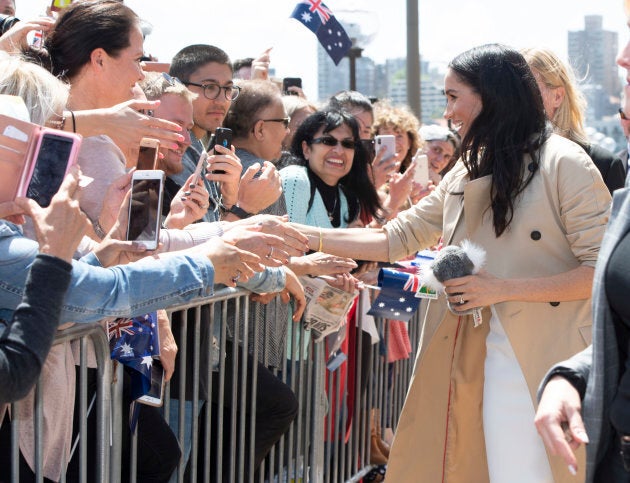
[463,175,492,239]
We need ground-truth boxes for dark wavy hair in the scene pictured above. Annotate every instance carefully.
[289,109,381,223]
[44,0,139,79]
[449,44,548,237]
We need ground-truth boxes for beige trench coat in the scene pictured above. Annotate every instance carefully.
[381,134,611,482]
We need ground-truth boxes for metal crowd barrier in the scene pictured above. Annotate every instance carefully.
[6,322,111,483]
[4,287,425,483]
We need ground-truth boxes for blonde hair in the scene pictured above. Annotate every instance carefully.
[372,99,421,171]
[0,52,69,126]
[139,71,197,103]
[522,47,588,145]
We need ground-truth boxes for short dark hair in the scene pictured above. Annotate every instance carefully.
[223,80,281,138]
[169,44,232,82]
[232,57,254,73]
[326,90,374,115]
[45,0,139,79]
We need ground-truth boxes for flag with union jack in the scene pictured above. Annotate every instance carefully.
[290,0,352,65]
[367,268,423,322]
[108,312,160,400]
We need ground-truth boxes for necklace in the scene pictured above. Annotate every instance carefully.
[327,194,338,222]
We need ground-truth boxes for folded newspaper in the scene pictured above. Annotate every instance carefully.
[300,276,357,342]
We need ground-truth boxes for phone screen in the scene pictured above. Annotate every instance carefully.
[27,133,74,207]
[127,177,161,244]
[136,145,158,170]
[138,359,164,406]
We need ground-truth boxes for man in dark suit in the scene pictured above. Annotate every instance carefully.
[534,7,630,479]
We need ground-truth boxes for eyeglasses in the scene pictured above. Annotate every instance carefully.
[311,136,356,150]
[620,108,629,121]
[260,117,291,128]
[182,80,241,101]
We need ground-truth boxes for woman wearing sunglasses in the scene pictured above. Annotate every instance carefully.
[282,109,381,231]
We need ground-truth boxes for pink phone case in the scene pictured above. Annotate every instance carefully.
[0,115,82,203]
[20,128,82,197]
[0,114,41,203]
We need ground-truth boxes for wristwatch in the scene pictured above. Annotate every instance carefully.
[227,204,253,219]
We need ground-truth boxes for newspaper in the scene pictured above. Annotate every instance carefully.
[300,276,357,342]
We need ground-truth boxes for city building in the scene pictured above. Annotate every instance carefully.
[568,15,620,119]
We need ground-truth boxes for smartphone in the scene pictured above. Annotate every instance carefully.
[282,77,302,95]
[213,127,232,152]
[208,127,232,174]
[137,359,165,407]
[374,134,395,162]
[192,150,208,185]
[126,170,165,251]
[26,130,82,207]
[411,151,430,187]
[136,138,160,170]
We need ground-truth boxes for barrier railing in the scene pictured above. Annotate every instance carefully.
[3,287,425,483]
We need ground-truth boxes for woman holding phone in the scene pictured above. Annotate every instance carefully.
[290,44,610,482]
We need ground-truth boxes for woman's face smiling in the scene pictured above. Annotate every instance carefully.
[101,25,146,106]
[303,123,355,186]
[443,68,482,139]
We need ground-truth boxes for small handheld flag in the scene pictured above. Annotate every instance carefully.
[291,0,352,65]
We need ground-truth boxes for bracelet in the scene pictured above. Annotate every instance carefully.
[92,219,107,239]
[318,227,323,252]
[70,110,76,133]
[47,114,66,131]
[228,204,253,219]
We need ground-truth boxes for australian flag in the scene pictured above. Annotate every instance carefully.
[367,269,423,322]
[291,0,352,65]
[108,312,159,401]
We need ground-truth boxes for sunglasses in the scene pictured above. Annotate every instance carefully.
[620,108,630,121]
[311,136,356,150]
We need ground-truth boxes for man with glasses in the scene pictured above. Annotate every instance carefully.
[169,44,282,223]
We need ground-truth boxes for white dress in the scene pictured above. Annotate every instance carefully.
[483,306,554,482]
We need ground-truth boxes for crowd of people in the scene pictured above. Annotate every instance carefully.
[1,0,630,482]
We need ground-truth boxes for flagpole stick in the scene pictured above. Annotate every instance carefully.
[347,40,363,91]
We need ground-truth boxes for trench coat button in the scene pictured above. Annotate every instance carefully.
[550,301,560,307]
[528,162,537,172]
[530,230,542,241]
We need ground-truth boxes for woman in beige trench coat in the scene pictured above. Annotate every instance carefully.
[292,44,611,482]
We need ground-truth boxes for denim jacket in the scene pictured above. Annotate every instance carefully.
[0,221,218,323]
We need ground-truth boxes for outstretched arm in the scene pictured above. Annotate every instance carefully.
[291,223,390,262]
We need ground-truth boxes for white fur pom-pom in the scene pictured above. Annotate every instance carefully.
[460,240,486,274]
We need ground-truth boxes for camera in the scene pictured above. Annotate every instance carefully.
[0,14,19,36]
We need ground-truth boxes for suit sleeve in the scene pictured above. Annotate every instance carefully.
[537,344,592,402]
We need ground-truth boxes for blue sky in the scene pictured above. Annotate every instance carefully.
[19,0,628,101]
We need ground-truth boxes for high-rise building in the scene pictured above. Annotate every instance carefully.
[568,15,620,100]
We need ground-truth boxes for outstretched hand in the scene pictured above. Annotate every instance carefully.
[535,376,588,475]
